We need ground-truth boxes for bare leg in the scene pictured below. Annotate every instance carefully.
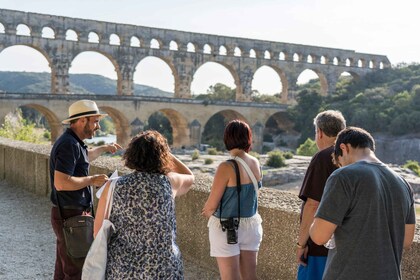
[216,255,241,280]
[239,250,258,280]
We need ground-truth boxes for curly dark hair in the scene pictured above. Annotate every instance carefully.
[122,130,172,174]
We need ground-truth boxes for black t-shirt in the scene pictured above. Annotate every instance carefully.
[298,146,337,256]
[50,128,92,208]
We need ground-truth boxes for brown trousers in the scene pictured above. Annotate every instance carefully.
[51,207,85,280]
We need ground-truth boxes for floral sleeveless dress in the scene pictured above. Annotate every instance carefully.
[105,172,183,279]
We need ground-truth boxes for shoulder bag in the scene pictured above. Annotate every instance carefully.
[55,187,95,262]
[82,178,118,280]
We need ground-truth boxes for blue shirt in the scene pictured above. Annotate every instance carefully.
[50,128,92,208]
[213,181,262,218]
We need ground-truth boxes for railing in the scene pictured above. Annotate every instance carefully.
[0,138,418,279]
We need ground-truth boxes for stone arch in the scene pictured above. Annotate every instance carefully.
[109,34,120,45]
[134,55,177,95]
[333,57,339,65]
[264,50,271,59]
[17,103,62,143]
[153,108,189,148]
[97,106,130,147]
[150,38,161,49]
[263,111,298,148]
[69,50,121,94]
[0,22,5,33]
[201,109,248,149]
[192,61,237,99]
[16,23,31,36]
[252,65,287,103]
[298,68,329,96]
[249,49,256,58]
[130,36,141,47]
[234,47,242,57]
[187,42,196,52]
[203,44,213,54]
[219,45,227,56]
[0,44,54,92]
[41,26,55,39]
[279,52,286,60]
[169,40,179,51]
[88,31,100,43]
[320,55,327,64]
[65,29,78,41]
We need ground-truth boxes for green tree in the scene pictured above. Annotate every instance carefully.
[194,83,235,101]
[296,138,318,156]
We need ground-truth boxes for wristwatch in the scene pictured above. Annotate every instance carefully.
[296,242,307,249]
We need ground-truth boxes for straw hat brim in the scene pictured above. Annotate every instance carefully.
[62,113,108,124]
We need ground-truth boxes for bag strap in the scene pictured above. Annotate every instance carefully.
[231,156,259,194]
[219,159,241,228]
[104,179,118,219]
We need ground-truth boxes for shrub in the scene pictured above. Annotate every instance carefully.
[249,151,260,160]
[262,145,272,154]
[296,138,318,156]
[191,149,200,161]
[43,130,51,140]
[403,160,420,176]
[204,158,214,165]
[207,148,218,155]
[265,150,286,168]
[283,151,294,159]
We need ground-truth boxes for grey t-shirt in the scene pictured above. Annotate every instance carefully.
[316,161,416,280]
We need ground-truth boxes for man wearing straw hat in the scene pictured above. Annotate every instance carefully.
[50,99,122,280]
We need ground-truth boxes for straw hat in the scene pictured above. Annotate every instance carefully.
[62,100,108,124]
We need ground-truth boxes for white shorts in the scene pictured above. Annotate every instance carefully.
[208,214,263,257]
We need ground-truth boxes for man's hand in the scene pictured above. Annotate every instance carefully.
[90,174,109,187]
[296,246,308,266]
[106,143,122,154]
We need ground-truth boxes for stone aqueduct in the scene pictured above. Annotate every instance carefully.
[0,9,390,150]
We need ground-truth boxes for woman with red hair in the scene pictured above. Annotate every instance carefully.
[202,119,263,280]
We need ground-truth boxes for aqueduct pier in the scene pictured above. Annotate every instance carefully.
[0,9,390,102]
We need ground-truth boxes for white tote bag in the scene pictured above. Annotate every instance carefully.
[82,178,118,280]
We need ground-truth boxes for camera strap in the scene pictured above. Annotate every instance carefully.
[219,159,241,230]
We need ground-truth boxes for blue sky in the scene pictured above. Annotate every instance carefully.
[1,0,419,94]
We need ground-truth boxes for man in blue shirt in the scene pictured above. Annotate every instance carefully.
[50,100,121,280]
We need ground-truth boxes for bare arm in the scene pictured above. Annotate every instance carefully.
[201,162,231,218]
[54,170,108,191]
[296,198,319,265]
[404,224,416,249]
[88,143,122,161]
[309,217,337,245]
[94,181,111,237]
[167,154,195,197]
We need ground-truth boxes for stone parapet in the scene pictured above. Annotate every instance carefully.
[0,138,419,279]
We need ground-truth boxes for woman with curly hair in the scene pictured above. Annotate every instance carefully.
[94,130,194,279]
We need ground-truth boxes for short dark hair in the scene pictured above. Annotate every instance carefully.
[123,130,172,174]
[334,126,375,157]
[314,110,346,137]
[224,119,252,152]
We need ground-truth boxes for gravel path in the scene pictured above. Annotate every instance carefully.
[0,180,219,280]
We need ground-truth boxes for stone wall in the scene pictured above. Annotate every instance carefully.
[0,138,419,279]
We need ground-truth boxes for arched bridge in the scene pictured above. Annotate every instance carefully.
[0,9,390,103]
[0,93,293,152]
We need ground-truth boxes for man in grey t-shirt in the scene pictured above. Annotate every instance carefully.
[309,127,416,280]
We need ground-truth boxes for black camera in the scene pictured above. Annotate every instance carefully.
[221,218,239,244]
